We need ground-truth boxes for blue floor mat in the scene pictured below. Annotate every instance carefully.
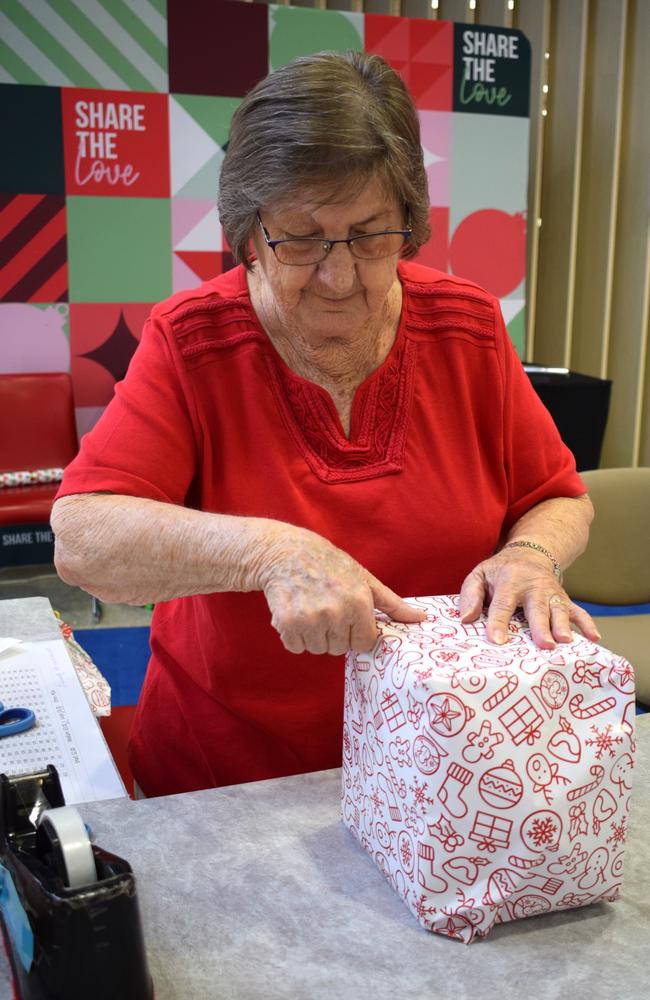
[75,626,150,707]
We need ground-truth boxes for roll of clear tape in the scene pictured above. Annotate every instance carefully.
[38,806,97,888]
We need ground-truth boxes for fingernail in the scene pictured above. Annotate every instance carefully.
[492,630,505,644]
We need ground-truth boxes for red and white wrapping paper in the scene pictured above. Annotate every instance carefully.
[341,595,636,943]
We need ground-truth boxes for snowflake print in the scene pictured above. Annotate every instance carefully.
[607,817,627,848]
[358,686,368,712]
[413,893,437,920]
[400,837,413,870]
[409,776,436,813]
[585,723,624,760]
[370,785,384,814]
[414,666,433,683]
[528,816,559,848]
[438,650,461,664]
[403,804,425,836]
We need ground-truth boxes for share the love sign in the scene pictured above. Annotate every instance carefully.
[61,89,169,197]
[342,595,635,943]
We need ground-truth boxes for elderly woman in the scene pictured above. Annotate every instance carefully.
[52,52,597,797]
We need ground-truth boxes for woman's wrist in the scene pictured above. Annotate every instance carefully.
[501,540,563,582]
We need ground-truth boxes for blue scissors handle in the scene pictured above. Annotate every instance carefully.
[0,701,36,737]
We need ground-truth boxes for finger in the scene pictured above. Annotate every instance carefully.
[280,630,306,655]
[485,595,519,645]
[326,623,356,656]
[522,593,557,650]
[549,598,573,643]
[458,567,487,623]
[369,577,427,623]
[348,616,380,653]
[304,631,328,655]
[567,603,602,642]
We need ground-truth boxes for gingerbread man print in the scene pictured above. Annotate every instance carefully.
[462,720,504,763]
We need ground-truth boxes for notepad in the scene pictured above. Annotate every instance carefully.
[0,635,125,804]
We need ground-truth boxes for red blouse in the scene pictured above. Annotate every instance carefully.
[57,261,585,795]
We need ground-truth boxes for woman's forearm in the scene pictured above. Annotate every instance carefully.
[51,493,292,605]
[504,493,594,570]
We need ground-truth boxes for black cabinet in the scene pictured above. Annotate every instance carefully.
[524,367,612,472]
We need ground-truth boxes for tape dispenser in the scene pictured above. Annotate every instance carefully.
[0,765,152,1000]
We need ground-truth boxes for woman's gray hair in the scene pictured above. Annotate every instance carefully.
[218,51,431,268]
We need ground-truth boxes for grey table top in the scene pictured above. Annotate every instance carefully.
[1,598,649,1000]
[2,718,648,1000]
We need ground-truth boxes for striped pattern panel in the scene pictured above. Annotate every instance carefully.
[0,0,168,92]
[0,194,67,303]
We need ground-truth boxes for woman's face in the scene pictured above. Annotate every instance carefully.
[250,176,405,346]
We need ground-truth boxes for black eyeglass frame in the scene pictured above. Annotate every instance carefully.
[256,212,412,265]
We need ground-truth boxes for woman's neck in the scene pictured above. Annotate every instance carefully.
[249,272,403,394]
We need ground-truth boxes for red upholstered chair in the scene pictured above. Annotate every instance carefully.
[0,372,78,565]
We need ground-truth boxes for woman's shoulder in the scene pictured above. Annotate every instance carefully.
[140,265,263,363]
[148,265,251,327]
[398,260,499,341]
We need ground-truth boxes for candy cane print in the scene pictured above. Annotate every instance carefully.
[483,671,519,712]
[386,758,407,799]
[377,771,402,822]
[362,745,375,779]
[508,854,545,870]
[569,693,617,720]
[567,765,605,801]
[367,675,384,730]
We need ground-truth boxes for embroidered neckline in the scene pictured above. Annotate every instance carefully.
[239,276,416,484]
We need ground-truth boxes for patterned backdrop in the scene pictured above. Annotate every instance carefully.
[0,0,531,437]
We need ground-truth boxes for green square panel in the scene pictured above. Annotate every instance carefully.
[269,7,363,72]
[67,197,171,303]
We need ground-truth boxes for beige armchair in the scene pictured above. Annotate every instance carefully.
[563,467,650,706]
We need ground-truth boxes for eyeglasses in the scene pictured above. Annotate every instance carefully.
[256,213,412,266]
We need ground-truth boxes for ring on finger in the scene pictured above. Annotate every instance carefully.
[549,595,568,610]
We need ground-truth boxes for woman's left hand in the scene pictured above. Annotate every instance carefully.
[458,547,601,649]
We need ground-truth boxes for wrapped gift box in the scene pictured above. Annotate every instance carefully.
[341,595,635,943]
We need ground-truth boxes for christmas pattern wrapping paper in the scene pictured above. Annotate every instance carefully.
[341,595,635,943]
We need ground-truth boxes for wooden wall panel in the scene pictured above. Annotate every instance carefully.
[601,0,650,467]
[477,1,511,27]
[570,0,627,381]
[401,1,432,19]
[533,0,588,368]
[438,0,474,23]
[515,0,549,360]
[362,0,399,14]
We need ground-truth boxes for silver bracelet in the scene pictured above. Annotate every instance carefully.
[502,541,563,582]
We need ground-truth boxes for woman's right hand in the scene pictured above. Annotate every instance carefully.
[257,524,425,656]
